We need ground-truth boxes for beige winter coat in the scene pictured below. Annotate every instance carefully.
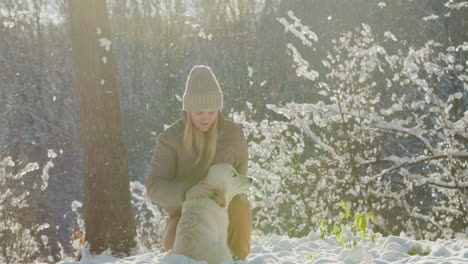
[145,112,249,216]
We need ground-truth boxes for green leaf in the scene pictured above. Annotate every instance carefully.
[408,244,431,256]
[354,213,367,232]
[338,200,346,209]
[339,212,346,219]
[337,200,352,219]
[332,224,341,236]
[360,230,367,239]
[337,235,345,247]
[352,239,358,248]
[368,212,376,224]
[320,219,327,229]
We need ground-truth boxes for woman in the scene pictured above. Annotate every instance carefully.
[145,65,252,260]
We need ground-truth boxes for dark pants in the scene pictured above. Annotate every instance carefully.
[162,194,252,260]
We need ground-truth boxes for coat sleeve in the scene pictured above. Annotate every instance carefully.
[234,127,249,176]
[145,133,189,208]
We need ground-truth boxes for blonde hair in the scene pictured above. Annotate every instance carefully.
[183,112,219,170]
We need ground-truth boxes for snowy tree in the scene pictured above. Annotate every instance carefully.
[68,0,136,256]
[0,152,56,263]
[233,7,467,240]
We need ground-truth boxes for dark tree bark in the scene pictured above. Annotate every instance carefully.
[68,0,136,256]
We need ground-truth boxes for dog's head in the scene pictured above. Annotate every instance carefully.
[205,164,252,208]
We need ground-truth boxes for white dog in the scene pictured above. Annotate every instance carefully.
[168,163,252,264]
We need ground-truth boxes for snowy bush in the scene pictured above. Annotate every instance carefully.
[0,151,57,263]
[232,8,467,240]
[68,181,164,258]
[130,181,165,254]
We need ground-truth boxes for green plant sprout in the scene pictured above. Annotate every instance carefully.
[320,200,377,248]
[253,228,264,243]
[307,253,315,260]
[408,244,431,256]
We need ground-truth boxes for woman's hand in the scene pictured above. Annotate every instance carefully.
[184,179,213,200]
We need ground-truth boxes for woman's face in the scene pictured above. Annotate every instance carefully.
[189,109,218,132]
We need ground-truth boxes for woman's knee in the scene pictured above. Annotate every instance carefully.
[228,194,251,212]
[227,194,252,259]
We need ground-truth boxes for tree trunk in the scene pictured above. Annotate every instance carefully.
[68,0,136,256]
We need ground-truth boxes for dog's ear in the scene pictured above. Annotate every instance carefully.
[210,186,226,208]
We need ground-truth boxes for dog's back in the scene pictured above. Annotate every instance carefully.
[168,164,251,264]
[169,198,231,264]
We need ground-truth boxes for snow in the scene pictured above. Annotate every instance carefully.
[2,20,15,28]
[423,14,439,21]
[286,44,319,81]
[384,31,397,42]
[444,1,468,10]
[71,201,82,212]
[99,38,111,51]
[278,11,318,47]
[57,232,468,264]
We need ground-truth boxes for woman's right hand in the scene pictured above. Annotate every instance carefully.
[184,179,213,200]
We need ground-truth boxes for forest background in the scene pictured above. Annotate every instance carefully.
[0,0,467,263]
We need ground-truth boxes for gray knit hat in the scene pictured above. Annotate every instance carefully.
[183,65,223,111]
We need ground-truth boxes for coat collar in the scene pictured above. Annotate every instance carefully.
[180,110,225,130]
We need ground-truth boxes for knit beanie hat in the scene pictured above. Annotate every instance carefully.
[183,65,223,112]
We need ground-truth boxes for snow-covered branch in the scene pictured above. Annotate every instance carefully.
[378,151,468,176]
[298,119,340,160]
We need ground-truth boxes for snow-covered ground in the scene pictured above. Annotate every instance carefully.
[58,231,468,264]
